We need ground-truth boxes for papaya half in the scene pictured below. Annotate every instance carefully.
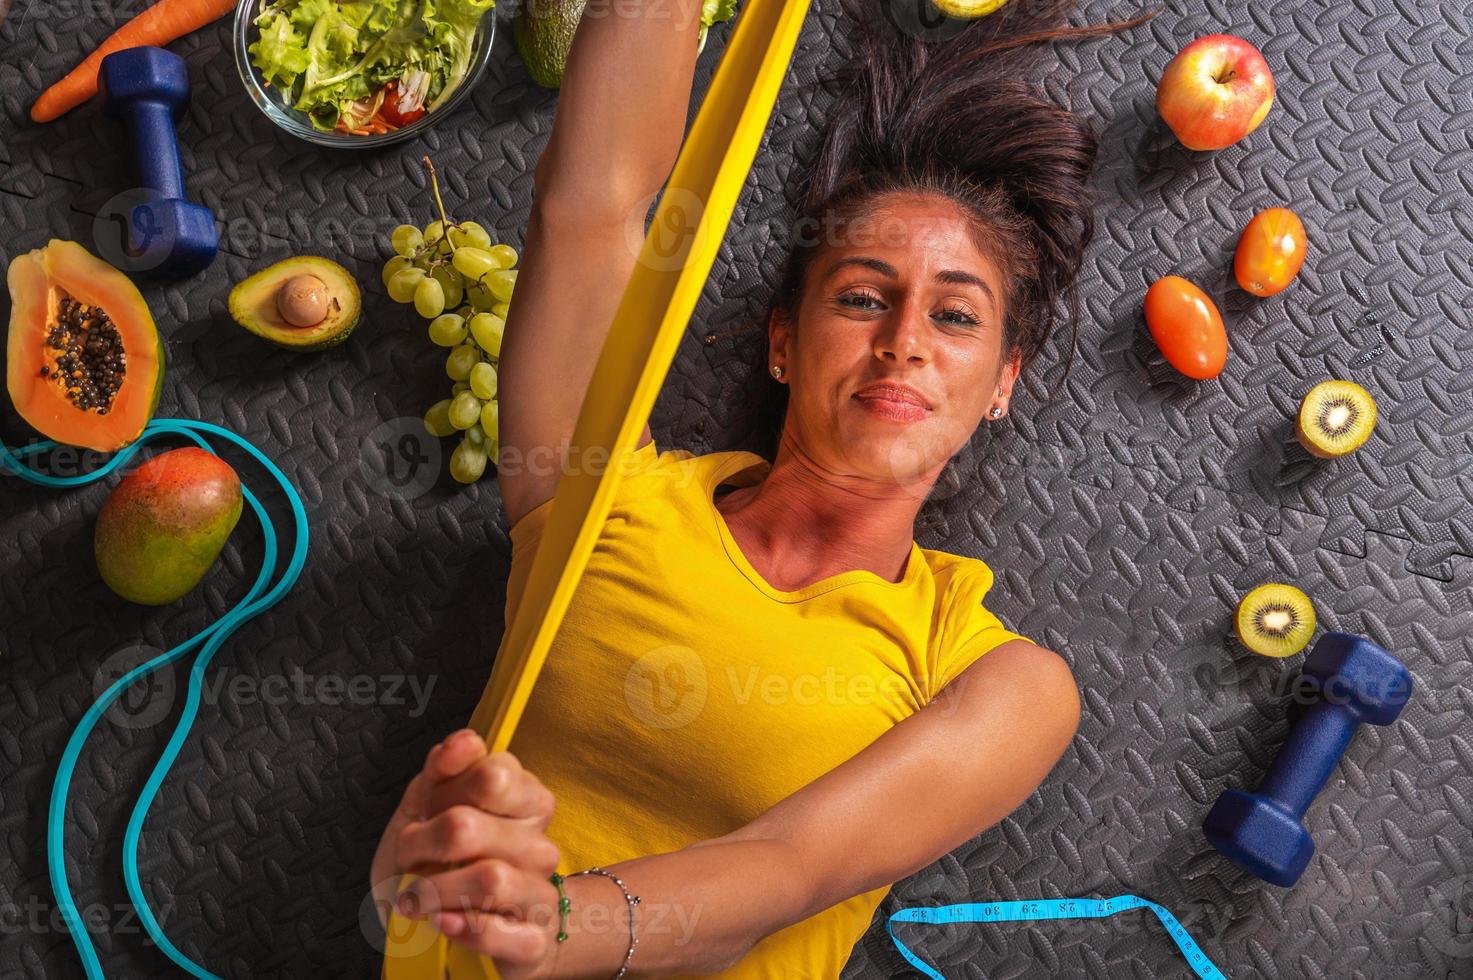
[6,240,164,452]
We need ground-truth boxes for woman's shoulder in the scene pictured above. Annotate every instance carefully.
[621,440,769,486]
[917,546,1001,600]
[919,549,1010,638]
[505,440,766,546]
[605,442,770,511]
[915,546,1033,700]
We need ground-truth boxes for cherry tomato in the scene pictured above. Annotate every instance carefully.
[1144,275,1227,380]
[1234,207,1306,297]
[380,81,427,128]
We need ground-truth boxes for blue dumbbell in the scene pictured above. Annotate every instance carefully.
[1203,632,1412,886]
[97,46,217,279]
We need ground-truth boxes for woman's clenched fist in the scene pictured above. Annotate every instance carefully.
[371,728,562,976]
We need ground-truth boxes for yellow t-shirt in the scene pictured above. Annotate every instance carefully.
[454,442,1026,979]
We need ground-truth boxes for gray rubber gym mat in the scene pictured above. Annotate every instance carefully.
[2,0,1471,977]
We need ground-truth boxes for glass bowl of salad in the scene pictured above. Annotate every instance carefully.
[233,0,496,147]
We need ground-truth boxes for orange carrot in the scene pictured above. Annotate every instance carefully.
[30,0,238,123]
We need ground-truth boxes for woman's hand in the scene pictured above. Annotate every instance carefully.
[371,729,562,976]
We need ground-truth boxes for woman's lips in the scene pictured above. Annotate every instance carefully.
[852,386,930,423]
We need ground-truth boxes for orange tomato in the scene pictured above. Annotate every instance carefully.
[1144,275,1228,380]
[1234,207,1307,296]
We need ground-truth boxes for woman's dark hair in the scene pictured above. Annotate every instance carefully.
[744,0,1153,457]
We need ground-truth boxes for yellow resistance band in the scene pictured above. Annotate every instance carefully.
[382,0,812,975]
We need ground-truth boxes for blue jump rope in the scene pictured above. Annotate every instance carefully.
[2,419,309,980]
[4,421,1226,980]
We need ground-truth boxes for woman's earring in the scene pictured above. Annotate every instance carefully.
[771,365,784,379]
[989,406,1004,420]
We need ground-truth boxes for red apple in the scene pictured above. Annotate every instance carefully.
[1156,34,1275,151]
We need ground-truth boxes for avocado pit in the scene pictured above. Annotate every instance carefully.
[276,274,332,327]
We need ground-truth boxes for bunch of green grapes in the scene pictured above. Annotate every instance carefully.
[383,217,520,485]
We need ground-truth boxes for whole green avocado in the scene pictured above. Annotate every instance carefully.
[516,0,738,87]
[515,0,587,88]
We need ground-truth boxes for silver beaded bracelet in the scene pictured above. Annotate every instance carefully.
[566,866,641,979]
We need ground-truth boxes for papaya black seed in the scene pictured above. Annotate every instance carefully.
[46,298,127,413]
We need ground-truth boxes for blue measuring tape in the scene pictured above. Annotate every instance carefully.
[2,419,309,980]
[888,895,1228,979]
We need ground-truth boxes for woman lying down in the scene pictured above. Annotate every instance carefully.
[372,0,1145,975]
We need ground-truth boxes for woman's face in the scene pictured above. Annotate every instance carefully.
[770,191,1021,496]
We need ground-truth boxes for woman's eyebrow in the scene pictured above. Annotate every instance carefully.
[824,255,899,280]
[934,268,997,311]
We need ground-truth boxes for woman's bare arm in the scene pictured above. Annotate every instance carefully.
[529,641,1080,975]
[498,0,704,526]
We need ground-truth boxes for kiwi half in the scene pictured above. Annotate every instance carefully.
[1235,583,1316,658]
[1297,380,1377,459]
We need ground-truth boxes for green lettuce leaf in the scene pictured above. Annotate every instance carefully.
[249,11,312,90]
[697,0,738,54]
[701,0,737,25]
[249,0,494,131]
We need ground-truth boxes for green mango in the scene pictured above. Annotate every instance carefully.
[94,447,243,605]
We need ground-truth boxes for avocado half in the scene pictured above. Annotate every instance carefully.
[228,256,361,351]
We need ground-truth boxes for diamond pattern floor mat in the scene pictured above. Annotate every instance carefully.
[2,0,1471,977]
